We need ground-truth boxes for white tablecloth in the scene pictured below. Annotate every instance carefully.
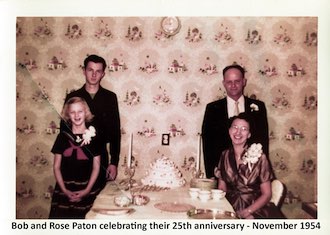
[85,181,235,219]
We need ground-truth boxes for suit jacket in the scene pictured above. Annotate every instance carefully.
[60,85,121,184]
[202,96,269,178]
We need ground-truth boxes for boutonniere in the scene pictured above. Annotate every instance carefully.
[250,103,259,112]
[242,143,263,171]
[76,126,96,145]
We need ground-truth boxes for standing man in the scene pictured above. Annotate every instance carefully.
[62,54,121,189]
[202,64,269,178]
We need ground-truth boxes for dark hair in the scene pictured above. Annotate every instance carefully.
[83,54,107,72]
[229,112,255,143]
[222,64,245,78]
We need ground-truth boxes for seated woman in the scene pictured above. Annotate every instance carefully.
[214,112,285,219]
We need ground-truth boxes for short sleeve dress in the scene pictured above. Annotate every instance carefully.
[215,147,285,219]
[49,132,102,219]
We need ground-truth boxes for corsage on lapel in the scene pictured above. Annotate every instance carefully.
[76,126,96,145]
[250,103,259,112]
[242,143,263,171]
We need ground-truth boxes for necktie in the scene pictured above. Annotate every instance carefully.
[234,101,239,116]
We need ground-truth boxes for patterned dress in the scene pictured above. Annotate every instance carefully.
[49,132,101,219]
[215,147,285,219]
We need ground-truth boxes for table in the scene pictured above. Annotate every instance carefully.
[86,181,235,219]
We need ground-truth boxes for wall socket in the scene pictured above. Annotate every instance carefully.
[161,134,170,145]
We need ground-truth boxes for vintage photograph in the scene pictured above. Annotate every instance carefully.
[16,16,318,219]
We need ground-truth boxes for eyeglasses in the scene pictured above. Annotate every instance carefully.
[230,125,249,132]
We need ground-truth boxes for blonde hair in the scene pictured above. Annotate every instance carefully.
[61,97,94,123]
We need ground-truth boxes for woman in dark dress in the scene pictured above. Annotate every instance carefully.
[49,97,101,219]
[214,113,285,219]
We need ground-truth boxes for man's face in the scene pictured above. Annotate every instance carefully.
[83,61,105,86]
[222,68,246,100]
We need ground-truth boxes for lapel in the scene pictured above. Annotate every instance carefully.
[215,98,228,119]
[244,96,251,114]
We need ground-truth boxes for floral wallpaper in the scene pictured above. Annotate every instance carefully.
[16,17,317,219]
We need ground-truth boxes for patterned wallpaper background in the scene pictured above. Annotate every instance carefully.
[16,17,317,219]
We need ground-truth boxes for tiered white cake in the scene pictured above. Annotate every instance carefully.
[141,156,186,188]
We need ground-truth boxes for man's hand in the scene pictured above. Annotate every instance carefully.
[106,164,117,181]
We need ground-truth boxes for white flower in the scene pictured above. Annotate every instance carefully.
[250,103,259,112]
[80,126,96,145]
[242,143,263,171]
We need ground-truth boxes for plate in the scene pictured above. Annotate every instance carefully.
[92,208,135,216]
[154,202,195,213]
[187,208,237,219]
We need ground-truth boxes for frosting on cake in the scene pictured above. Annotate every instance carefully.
[141,156,186,188]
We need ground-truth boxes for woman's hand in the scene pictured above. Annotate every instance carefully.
[237,208,254,219]
[62,189,78,201]
[67,189,90,202]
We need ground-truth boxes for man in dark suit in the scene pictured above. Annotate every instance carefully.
[202,64,269,178]
[62,54,121,189]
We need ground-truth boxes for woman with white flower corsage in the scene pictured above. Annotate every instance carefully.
[49,97,102,219]
[214,113,285,219]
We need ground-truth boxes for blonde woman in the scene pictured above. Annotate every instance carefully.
[49,97,101,219]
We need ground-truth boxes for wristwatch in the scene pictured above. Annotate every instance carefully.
[161,17,181,36]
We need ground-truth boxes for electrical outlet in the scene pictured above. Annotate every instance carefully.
[161,134,170,145]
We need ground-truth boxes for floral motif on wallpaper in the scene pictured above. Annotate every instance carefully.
[304,31,317,47]
[245,29,262,45]
[94,20,113,40]
[300,158,316,174]
[17,179,35,199]
[214,23,233,44]
[183,91,200,107]
[273,25,292,46]
[168,59,188,73]
[284,190,301,205]
[123,90,141,106]
[45,121,60,135]
[65,23,83,39]
[272,153,289,173]
[126,25,143,41]
[185,27,202,43]
[258,61,278,77]
[285,127,304,141]
[29,147,49,168]
[47,56,67,70]
[17,116,36,134]
[287,63,306,77]
[272,90,290,109]
[18,55,38,71]
[302,95,317,110]
[153,86,171,106]
[139,61,158,74]
[199,57,218,75]
[168,123,185,137]
[108,57,128,72]
[137,123,156,138]
[34,18,53,38]
[32,82,50,103]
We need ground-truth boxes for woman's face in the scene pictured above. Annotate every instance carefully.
[68,102,86,127]
[229,118,251,146]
